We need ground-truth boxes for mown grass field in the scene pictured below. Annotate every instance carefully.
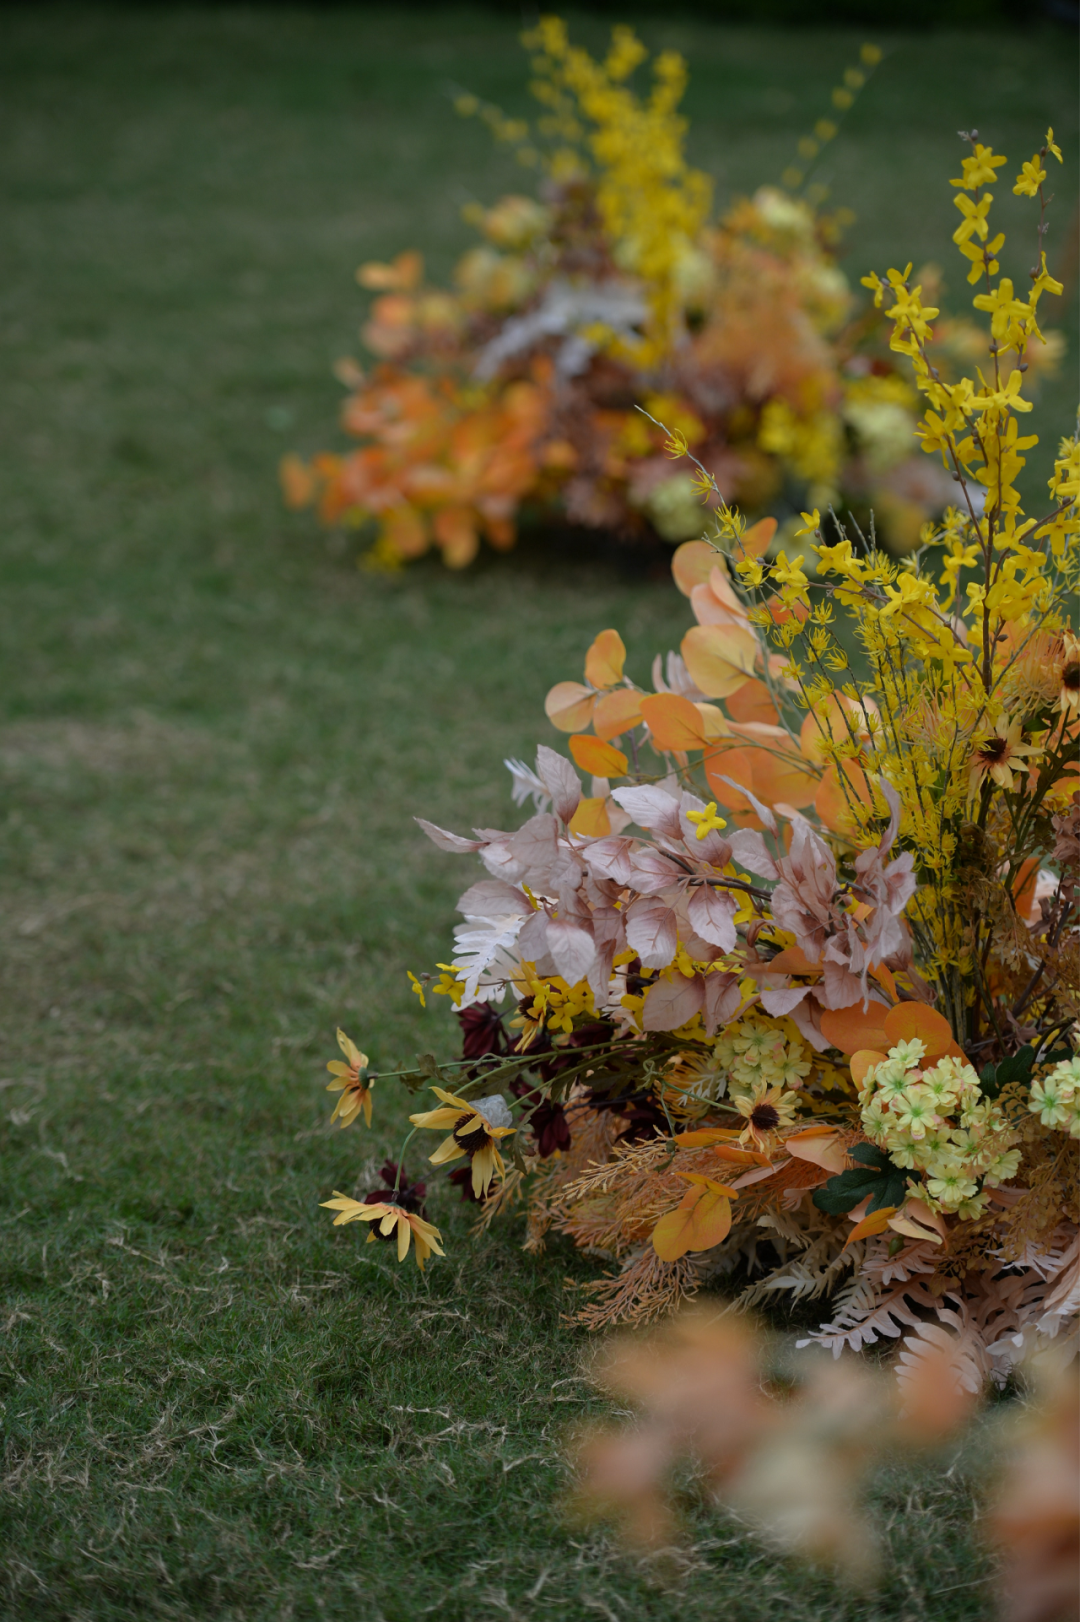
[0,7,1075,1618]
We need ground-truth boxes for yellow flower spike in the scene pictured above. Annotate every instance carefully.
[325,1029,374,1128]
[686,801,728,841]
[1013,156,1048,198]
[409,1086,516,1198]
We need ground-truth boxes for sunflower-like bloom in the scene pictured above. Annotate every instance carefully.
[732,1080,799,1147]
[1056,631,1080,717]
[966,715,1041,800]
[321,1192,444,1268]
[326,1028,374,1127]
[409,1087,516,1197]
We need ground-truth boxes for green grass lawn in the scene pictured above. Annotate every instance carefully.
[0,7,1074,1618]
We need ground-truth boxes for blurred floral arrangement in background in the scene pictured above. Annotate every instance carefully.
[282,18,1061,569]
[315,130,1079,1394]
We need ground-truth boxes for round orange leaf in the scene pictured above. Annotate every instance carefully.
[882,1003,962,1060]
[685,1188,733,1251]
[726,678,780,726]
[640,692,708,753]
[568,796,612,839]
[584,629,626,690]
[681,623,759,698]
[569,734,628,778]
[545,681,596,733]
[849,1048,887,1087]
[704,746,757,811]
[732,516,777,560]
[671,540,719,596]
[814,759,875,834]
[819,1003,890,1055]
[593,688,644,741]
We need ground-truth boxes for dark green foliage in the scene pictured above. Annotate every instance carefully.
[0,5,1070,1616]
[813,1143,921,1215]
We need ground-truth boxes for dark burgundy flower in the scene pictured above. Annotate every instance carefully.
[363,1160,427,1217]
[457,1004,509,1059]
[528,1097,572,1157]
[447,1165,482,1203]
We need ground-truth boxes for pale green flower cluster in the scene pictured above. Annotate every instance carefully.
[859,1040,1020,1218]
[1028,1056,1080,1138]
[715,1017,813,1101]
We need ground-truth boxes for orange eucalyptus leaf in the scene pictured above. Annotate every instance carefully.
[819,1003,890,1055]
[882,1003,962,1060]
[640,692,708,752]
[593,687,644,741]
[569,735,629,778]
[850,1049,887,1087]
[545,682,596,733]
[814,759,876,834]
[681,623,759,699]
[568,796,611,838]
[672,540,719,596]
[732,516,776,559]
[725,678,780,726]
[584,629,626,690]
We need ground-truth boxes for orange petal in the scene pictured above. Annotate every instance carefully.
[640,692,708,753]
[819,1003,891,1055]
[593,688,644,741]
[882,1003,962,1060]
[569,734,628,778]
[845,1205,897,1246]
[725,678,780,727]
[568,796,611,838]
[681,624,759,699]
[671,540,720,596]
[584,629,626,689]
[849,1048,887,1087]
[545,681,596,733]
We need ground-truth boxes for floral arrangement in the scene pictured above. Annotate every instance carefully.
[316,131,1078,1383]
[282,20,1059,569]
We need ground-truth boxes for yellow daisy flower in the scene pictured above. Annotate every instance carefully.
[966,716,1040,800]
[325,1028,374,1127]
[732,1080,799,1147]
[409,1087,516,1197]
[320,1193,444,1269]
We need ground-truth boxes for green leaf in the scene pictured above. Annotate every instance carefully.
[813,1143,919,1215]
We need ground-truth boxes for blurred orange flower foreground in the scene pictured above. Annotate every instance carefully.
[571,1311,1078,1617]
[283,20,1060,569]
